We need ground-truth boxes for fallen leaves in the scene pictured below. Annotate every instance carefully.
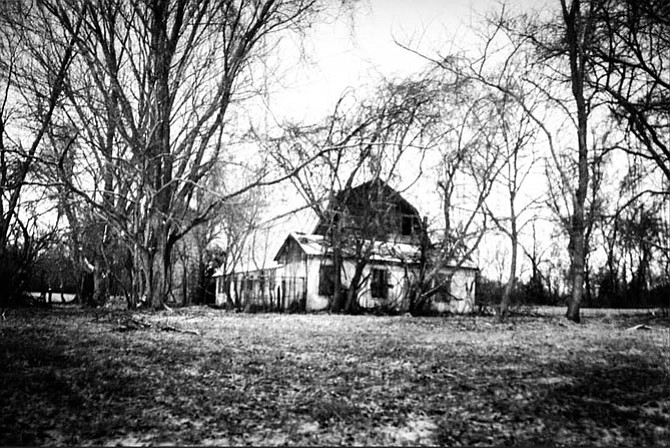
[0,306,668,446]
[112,314,200,335]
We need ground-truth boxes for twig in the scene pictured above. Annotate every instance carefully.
[129,316,152,328]
[160,324,200,336]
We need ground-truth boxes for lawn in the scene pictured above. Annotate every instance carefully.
[0,305,668,446]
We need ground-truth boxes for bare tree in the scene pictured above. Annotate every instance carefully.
[271,79,440,313]
[0,1,86,301]
[403,0,605,322]
[269,90,374,312]
[482,92,542,320]
[554,0,598,322]
[407,79,509,315]
[589,0,670,182]
[13,0,322,309]
[216,192,265,309]
[594,153,669,307]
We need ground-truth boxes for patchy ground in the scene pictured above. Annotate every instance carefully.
[0,306,668,446]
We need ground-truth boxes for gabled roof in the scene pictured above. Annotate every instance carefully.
[313,179,424,236]
[274,232,423,264]
[212,261,281,278]
[333,179,419,215]
[276,233,326,258]
[273,232,479,270]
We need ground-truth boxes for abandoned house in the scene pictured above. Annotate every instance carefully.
[213,179,477,313]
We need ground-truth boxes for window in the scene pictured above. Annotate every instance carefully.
[319,265,336,296]
[401,216,414,236]
[433,274,452,302]
[371,268,389,299]
[218,277,230,294]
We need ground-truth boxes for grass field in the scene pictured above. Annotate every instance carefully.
[1,305,668,446]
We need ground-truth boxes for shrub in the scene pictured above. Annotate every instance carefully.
[0,244,35,305]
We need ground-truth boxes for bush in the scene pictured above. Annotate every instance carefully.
[648,282,670,309]
[475,274,560,315]
[0,244,35,305]
[474,276,503,314]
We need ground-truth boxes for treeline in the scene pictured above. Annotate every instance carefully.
[477,275,669,310]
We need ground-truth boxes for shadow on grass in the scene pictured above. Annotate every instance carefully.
[0,327,151,445]
[529,355,669,446]
[0,316,275,445]
[435,350,669,446]
[2,307,668,446]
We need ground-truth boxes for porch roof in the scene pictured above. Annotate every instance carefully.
[274,232,423,264]
[273,232,478,270]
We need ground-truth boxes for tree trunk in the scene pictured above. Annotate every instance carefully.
[562,0,591,323]
[584,259,593,306]
[330,216,344,312]
[499,241,517,322]
[499,194,519,321]
[79,271,94,305]
[149,225,170,309]
[92,259,109,307]
[125,249,138,308]
[410,220,430,315]
[566,132,588,322]
[344,262,365,313]
[332,250,343,312]
[144,0,175,310]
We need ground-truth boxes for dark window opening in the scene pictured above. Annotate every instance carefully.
[371,268,389,299]
[401,216,414,236]
[433,275,452,302]
[219,277,230,294]
[319,265,336,296]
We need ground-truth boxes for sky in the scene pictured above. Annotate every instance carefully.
[241,0,561,278]
[268,0,553,123]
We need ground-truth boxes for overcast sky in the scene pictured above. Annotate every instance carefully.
[267,0,554,123]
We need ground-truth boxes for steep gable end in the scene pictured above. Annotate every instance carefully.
[313,179,425,242]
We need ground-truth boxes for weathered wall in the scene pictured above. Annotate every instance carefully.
[305,257,328,311]
[214,253,477,314]
[430,268,477,314]
[305,259,417,312]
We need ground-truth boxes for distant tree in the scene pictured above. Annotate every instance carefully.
[270,93,375,312]
[525,221,555,304]
[408,85,508,315]
[618,203,665,305]
[211,191,265,310]
[481,90,542,320]
[590,152,669,308]
[0,1,84,302]
[589,0,670,182]
[418,0,604,322]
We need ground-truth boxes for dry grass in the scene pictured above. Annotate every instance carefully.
[1,305,668,446]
